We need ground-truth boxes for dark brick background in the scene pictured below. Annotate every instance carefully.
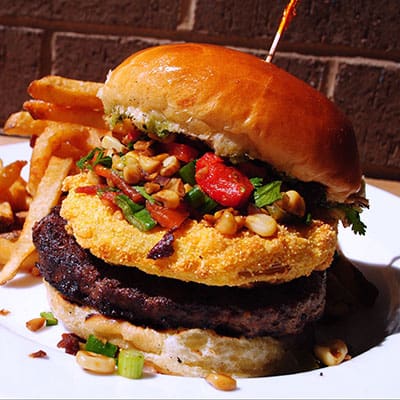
[334,63,400,177]
[0,0,399,180]
[52,34,167,82]
[0,26,43,120]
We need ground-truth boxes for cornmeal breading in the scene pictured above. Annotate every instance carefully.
[60,173,338,287]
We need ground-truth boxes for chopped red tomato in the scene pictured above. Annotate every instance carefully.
[195,152,253,208]
[162,142,199,163]
[146,202,189,230]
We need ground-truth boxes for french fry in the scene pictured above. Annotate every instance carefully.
[0,156,73,285]
[7,178,31,211]
[0,160,27,193]
[3,111,50,137]
[27,75,104,110]
[0,74,109,283]
[0,160,30,231]
[27,123,102,196]
[4,110,109,139]
[23,100,108,130]
[0,202,13,225]
[0,237,38,271]
[0,160,31,214]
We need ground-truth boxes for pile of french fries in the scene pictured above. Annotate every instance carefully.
[0,75,111,284]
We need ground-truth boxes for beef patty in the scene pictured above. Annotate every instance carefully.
[32,207,326,338]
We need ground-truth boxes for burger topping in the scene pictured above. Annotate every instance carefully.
[146,201,189,230]
[75,125,367,244]
[114,194,157,231]
[251,179,283,208]
[147,231,175,260]
[195,152,254,208]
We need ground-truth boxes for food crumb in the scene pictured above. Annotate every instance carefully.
[57,332,83,355]
[26,317,46,332]
[29,350,47,358]
[0,308,10,316]
[205,372,237,391]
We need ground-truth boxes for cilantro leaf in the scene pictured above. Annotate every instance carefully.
[253,180,282,208]
[249,177,263,189]
[342,205,367,235]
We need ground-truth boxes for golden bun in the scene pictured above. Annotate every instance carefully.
[98,43,361,202]
[45,282,296,378]
[61,173,337,286]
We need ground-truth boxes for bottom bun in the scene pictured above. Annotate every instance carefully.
[45,282,299,378]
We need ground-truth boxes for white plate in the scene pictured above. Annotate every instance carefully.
[1,142,399,399]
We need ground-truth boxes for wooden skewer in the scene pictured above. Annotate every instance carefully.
[265,0,299,63]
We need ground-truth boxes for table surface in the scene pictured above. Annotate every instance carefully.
[1,133,400,197]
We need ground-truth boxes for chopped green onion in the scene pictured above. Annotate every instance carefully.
[253,180,282,208]
[115,194,157,231]
[199,194,218,214]
[85,334,118,358]
[39,311,58,326]
[76,147,112,170]
[179,160,197,186]
[93,151,112,169]
[76,148,97,170]
[132,208,157,231]
[184,185,218,213]
[115,194,144,213]
[117,349,144,379]
[133,186,156,204]
[185,185,206,208]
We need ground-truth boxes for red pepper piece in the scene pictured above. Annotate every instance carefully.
[126,125,142,143]
[75,184,120,211]
[98,190,120,211]
[195,152,253,208]
[146,202,189,230]
[75,185,106,195]
[162,142,199,163]
[94,164,143,204]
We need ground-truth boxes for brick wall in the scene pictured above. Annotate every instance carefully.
[0,0,399,180]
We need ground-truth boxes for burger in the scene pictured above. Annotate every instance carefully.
[32,43,367,378]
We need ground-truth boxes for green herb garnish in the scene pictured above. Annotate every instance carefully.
[85,334,118,358]
[249,177,263,189]
[117,349,144,379]
[76,148,112,170]
[133,186,156,204]
[184,185,218,213]
[179,160,197,186]
[253,180,282,208]
[39,311,58,326]
[115,194,157,231]
[341,205,367,235]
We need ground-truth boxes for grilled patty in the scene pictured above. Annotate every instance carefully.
[33,207,326,338]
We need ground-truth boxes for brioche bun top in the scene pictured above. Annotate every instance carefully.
[98,43,361,202]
